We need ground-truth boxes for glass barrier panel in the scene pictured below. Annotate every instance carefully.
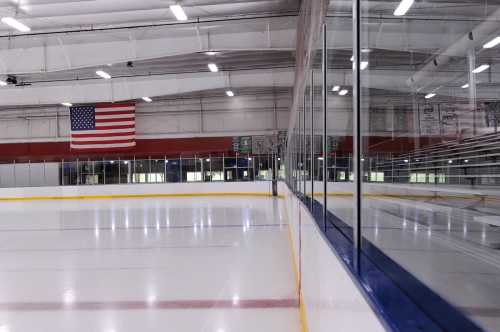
[165,159,181,183]
[358,0,500,329]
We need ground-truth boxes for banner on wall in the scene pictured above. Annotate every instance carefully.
[370,107,388,132]
[440,105,459,137]
[485,102,500,128]
[233,133,287,154]
[252,135,277,154]
[419,104,440,136]
[393,105,414,133]
[232,136,252,153]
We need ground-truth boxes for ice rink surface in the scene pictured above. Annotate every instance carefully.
[0,197,299,332]
[328,195,500,331]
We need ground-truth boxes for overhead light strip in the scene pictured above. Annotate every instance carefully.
[96,70,111,79]
[170,5,188,21]
[208,63,219,72]
[483,36,500,49]
[394,0,414,16]
[1,17,30,32]
[472,64,489,73]
[142,97,152,102]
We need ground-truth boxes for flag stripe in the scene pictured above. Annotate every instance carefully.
[95,116,135,122]
[71,135,136,142]
[95,107,135,113]
[71,128,135,135]
[94,110,135,116]
[93,124,135,130]
[95,104,135,109]
[72,131,136,138]
[96,121,135,126]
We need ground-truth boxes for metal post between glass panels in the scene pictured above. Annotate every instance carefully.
[310,72,314,205]
[303,95,307,195]
[353,0,362,262]
[299,110,302,191]
[43,160,46,186]
[179,156,183,183]
[322,22,328,231]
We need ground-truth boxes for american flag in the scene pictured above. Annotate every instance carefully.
[70,103,136,151]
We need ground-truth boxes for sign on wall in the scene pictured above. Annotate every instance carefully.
[440,105,459,137]
[485,102,500,129]
[232,136,252,153]
[419,104,440,136]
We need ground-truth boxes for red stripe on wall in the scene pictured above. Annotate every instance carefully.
[0,137,234,162]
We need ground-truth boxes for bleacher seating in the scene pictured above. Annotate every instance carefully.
[375,131,500,186]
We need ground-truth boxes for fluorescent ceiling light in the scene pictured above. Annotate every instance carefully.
[169,4,188,21]
[350,55,354,61]
[226,90,234,97]
[205,51,219,56]
[461,83,469,89]
[0,80,6,86]
[332,85,340,92]
[1,17,30,32]
[394,0,414,16]
[96,70,111,79]
[425,93,436,99]
[208,63,218,72]
[338,89,348,96]
[360,61,369,70]
[472,64,489,73]
[142,96,152,102]
[61,102,72,107]
[483,36,500,49]
[361,48,371,53]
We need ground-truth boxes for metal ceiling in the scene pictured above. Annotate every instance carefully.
[15,50,296,84]
[0,0,300,33]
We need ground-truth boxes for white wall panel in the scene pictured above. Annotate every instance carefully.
[0,164,15,188]
[0,92,292,143]
[0,181,272,199]
[280,183,386,332]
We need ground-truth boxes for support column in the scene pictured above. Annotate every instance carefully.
[468,49,477,137]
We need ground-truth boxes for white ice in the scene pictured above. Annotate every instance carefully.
[0,197,299,332]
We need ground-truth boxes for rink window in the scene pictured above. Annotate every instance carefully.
[370,172,384,182]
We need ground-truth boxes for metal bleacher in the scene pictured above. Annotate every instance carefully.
[375,131,500,186]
